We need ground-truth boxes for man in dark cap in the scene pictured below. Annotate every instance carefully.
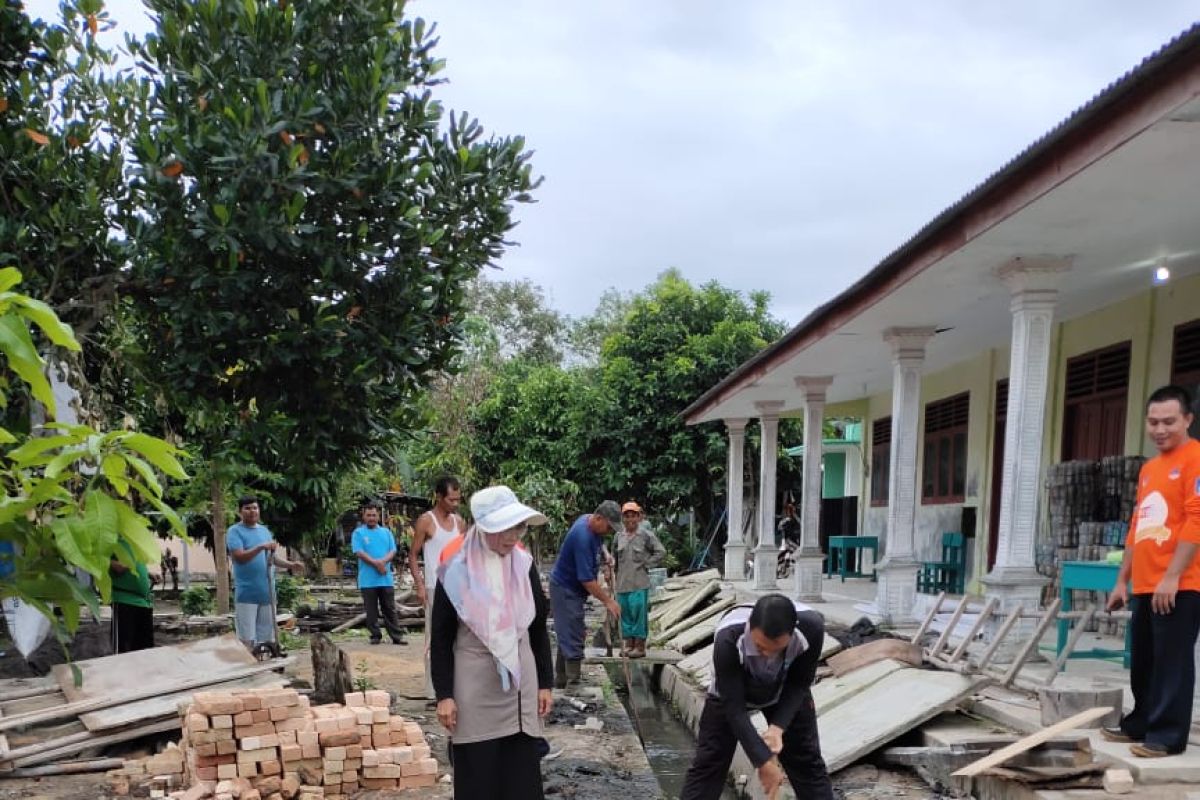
[549,501,622,689]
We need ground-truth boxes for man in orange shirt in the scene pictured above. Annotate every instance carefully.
[1105,385,1200,757]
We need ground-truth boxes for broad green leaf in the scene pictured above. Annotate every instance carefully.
[115,502,159,564]
[14,297,80,350]
[6,435,79,466]
[124,453,163,498]
[122,433,188,479]
[126,479,186,535]
[101,454,130,496]
[0,427,16,445]
[0,316,54,411]
[0,267,21,293]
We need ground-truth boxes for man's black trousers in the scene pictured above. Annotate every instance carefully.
[361,586,405,642]
[1119,591,1200,753]
[679,691,833,800]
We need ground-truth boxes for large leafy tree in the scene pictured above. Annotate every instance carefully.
[125,0,537,611]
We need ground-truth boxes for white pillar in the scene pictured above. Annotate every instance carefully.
[754,401,784,591]
[794,376,833,602]
[723,418,750,580]
[875,327,935,623]
[984,258,1069,621]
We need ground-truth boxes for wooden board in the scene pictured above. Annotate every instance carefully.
[79,670,289,732]
[819,668,981,773]
[669,619,718,653]
[652,580,721,629]
[826,638,923,677]
[652,596,736,645]
[951,707,1113,778]
[820,635,843,660]
[812,658,906,716]
[582,648,682,665]
[53,634,255,701]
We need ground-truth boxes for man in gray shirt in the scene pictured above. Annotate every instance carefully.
[614,501,665,658]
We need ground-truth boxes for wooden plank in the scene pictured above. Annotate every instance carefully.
[0,659,290,733]
[951,707,1113,778]
[653,581,721,629]
[976,604,1022,671]
[827,638,923,677]
[13,717,181,767]
[53,634,255,702]
[652,596,735,645]
[911,592,946,644]
[820,668,982,773]
[0,677,59,703]
[583,647,682,665]
[669,619,718,653]
[929,595,972,658]
[4,757,125,777]
[1044,606,1097,685]
[812,658,906,716]
[1001,599,1061,687]
[950,598,997,663]
[820,635,843,660]
[80,670,289,732]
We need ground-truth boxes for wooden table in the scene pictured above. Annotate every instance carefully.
[826,536,879,582]
[1058,560,1130,668]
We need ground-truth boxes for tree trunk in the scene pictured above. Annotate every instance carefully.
[310,633,354,705]
[212,478,230,615]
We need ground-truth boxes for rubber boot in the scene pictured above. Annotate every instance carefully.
[565,659,583,691]
[554,649,567,690]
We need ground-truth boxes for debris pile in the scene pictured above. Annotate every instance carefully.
[107,688,437,799]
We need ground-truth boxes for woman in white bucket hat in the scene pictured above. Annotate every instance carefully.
[430,485,554,799]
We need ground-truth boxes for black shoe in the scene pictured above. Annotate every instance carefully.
[369,638,382,645]
[391,636,407,645]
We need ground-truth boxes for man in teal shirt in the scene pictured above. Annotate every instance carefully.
[352,504,407,645]
[109,541,156,653]
[227,496,302,648]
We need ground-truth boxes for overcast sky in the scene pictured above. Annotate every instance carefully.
[24,1,1200,324]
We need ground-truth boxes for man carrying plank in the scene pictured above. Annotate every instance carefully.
[680,593,832,800]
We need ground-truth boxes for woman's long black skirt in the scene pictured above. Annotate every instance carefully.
[451,732,544,800]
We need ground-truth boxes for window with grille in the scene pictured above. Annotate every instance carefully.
[1061,342,1130,461]
[922,393,969,504]
[1171,320,1200,437]
[870,417,891,507]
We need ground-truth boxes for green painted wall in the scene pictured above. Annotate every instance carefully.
[823,452,846,499]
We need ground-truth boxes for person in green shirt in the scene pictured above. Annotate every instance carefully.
[110,542,156,654]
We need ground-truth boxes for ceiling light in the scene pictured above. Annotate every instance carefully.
[1154,263,1170,285]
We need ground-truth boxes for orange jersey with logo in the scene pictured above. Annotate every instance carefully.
[1127,438,1200,594]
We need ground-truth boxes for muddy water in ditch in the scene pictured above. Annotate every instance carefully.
[609,664,739,800]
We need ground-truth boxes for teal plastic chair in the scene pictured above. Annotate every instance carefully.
[917,532,966,594]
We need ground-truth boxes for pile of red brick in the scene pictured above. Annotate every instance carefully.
[110,687,438,799]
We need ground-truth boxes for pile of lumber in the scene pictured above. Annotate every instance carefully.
[109,687,437,799]
[647,570,732,654]
[295,596,422,635]
[0,635,290,774]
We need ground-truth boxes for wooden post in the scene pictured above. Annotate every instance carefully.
[212,478,230,615]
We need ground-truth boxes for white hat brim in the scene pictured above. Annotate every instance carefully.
[476,503,548,534]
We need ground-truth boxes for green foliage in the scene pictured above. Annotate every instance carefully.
[353,659,375,692]
[124,0,538,542]
[180,585,214,616]
[0,268,188,641]
[466,278,567,366]
[274,574,301,612]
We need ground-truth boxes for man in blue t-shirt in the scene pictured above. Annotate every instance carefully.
[227,495,302,648]
[352,504,407,645]
[549,500,623,689]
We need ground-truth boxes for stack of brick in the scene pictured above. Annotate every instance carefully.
[109,687,438,799]
[339,692,436,791]
[107,742,187,797]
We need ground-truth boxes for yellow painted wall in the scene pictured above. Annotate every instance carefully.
[852,273,1200,597]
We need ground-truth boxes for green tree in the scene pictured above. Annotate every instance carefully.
[0,267,187,647]
[592,270,787,532]
[124,0,537,611]
[467,278,567,366]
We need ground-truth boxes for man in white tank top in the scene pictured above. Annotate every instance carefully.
[410,476,464,700]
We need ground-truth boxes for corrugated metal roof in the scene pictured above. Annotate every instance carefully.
[684,22,1200,424]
